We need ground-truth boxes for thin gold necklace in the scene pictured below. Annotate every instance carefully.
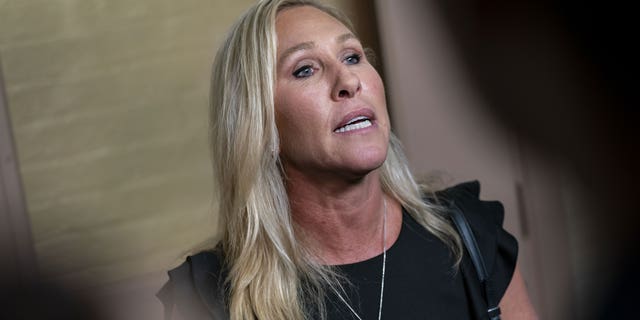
[335,198,387,320]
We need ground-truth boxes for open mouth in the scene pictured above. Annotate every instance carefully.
[334,116,373,133]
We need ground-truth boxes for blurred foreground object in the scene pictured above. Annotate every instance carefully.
[0,275,103,320]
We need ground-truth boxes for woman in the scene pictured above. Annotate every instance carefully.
[159,0,538,319]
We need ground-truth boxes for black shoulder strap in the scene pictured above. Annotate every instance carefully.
[450,201,502,320]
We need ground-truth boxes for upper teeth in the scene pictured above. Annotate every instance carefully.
[335,118,372,133]
[347,116,368,125]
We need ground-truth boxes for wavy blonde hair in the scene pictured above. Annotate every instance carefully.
[209,0,462,319]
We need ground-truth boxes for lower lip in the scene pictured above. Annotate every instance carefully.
[334,120,376,134]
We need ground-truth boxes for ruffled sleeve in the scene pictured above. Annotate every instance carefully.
[157,251,228,320]
[438,181,518,309]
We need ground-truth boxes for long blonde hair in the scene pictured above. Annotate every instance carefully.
[209,0,462,319]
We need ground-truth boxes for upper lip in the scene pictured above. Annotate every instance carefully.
[334,108,375,131]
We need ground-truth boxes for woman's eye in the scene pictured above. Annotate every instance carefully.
[344,53,361,65]
[293,65,314,78]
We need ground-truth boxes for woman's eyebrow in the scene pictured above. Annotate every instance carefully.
[336,33,356,44]
[277,33,358,66]
[279,41,315,65]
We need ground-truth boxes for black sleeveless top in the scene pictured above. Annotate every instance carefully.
[326,209,469,319]
[158,181,518,320]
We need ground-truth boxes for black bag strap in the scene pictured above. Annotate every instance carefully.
[450,200,502,320]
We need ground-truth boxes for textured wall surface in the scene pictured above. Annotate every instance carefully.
[0,0,254,289]
[0,0,376,294]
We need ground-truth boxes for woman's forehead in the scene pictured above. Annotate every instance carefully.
[276,6,351,40]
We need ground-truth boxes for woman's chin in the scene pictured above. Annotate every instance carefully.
[340,149,388,177]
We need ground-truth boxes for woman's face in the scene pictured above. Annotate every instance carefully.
[274,5,390,181]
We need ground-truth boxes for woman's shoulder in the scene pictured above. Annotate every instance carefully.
[435,180,519,303]
[158,249,228,319]
[169,250,224,277]
[436,180,506,232]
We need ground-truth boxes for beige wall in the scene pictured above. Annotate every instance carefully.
[0,0,255,289]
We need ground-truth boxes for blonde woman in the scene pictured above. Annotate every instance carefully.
[158,0,537,319]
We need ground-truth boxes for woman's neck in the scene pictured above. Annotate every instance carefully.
[285,169,402,265]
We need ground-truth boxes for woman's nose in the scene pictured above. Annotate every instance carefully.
[331,67,361,100]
